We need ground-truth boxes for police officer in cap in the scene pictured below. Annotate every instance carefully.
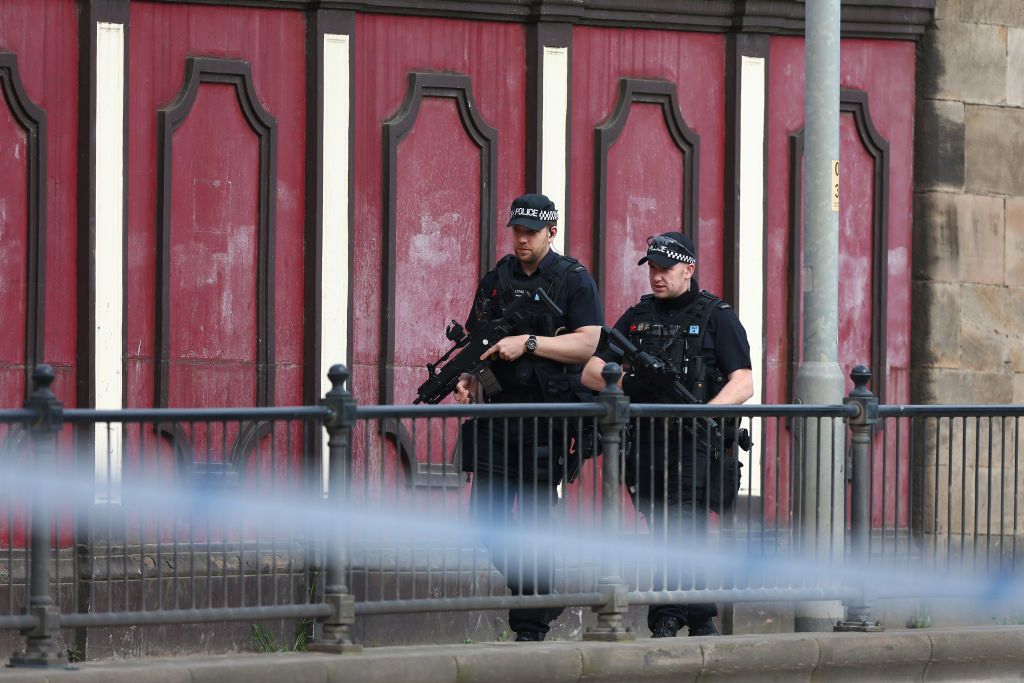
[581,231,752,638]
[455,193,603,641]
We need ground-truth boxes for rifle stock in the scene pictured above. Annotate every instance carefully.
[414,288,563,405]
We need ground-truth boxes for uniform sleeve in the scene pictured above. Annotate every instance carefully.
[564,270,604,331]
[596,311,632,363]
[707,307,752,375]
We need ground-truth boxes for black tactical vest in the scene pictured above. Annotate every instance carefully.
[625,290,731,402]
[475,253,587,400]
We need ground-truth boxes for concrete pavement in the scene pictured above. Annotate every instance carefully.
[3,626,1024,682]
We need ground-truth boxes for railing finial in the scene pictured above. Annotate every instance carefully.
[849,365,871,398]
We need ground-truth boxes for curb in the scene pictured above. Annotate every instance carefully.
[3,626,1024,682]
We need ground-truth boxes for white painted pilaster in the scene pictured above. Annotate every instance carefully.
[738,55,766,497]
[320,33,351,494]
[541,46,569,254]
[94,21,125,504]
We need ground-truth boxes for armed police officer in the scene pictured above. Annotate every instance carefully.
[454,193,603,642]
[581,231,752,638]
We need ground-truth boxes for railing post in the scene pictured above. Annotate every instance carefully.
[9,365,68,668]
[308,364,362,654]
[584,362,634,641]
[835,365,883,632]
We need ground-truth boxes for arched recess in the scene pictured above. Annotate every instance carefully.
[0,52,46,402]
[379,71,498,487]
[380,71,497,405]
[153,56,278,477]
[593,77,700,302]
[788,88,890,402]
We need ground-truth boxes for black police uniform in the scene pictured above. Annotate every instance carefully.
[597,278,751,634]
[463,247,603,636]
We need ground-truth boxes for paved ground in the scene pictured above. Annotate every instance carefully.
[3,626,1024,682]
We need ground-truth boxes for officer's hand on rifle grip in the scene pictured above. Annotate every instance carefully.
[454,373,477,404]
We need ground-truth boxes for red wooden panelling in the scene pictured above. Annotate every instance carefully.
[352,13,526,405]
[392,97,482,405]
[603,103,686,317]
[570,27,725,523]
[0,0,78,405]
[837,117,875,383]
[766,36,916,528]
[0,0,77,549]
[0,98,28,402]
[571,27,726,294]
[167,83,259,408]
[127,2,306,410]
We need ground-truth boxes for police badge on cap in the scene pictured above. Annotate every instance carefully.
[638,231,697,268]
[507,194,559,231]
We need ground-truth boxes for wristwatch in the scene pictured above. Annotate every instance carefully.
[524,335,538,354]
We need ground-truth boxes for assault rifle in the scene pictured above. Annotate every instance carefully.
[414,288,563,405]
[603,326,752,451]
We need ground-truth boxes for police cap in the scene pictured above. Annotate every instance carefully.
[638,231,697,268]
[506,194,558,231]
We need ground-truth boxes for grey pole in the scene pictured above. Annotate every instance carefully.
[794,0,846,632]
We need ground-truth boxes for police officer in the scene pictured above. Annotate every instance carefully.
[454,193,603,642]
[581,231,752,638]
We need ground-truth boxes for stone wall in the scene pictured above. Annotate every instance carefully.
[913,0,1024,562]
[913,0,1024,405]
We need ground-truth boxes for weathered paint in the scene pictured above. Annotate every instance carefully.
[766,35,916,528]
[351,13,526,490]
[168,84,259,407]
[570,27,727,292]
[0,0,78,548]
[126,2,306,411]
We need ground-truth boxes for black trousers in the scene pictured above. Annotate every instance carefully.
[470,467,564,634]
[636,495,717,630]
[629,422,717,631]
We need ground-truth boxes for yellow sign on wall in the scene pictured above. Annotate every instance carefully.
[831,159,840,212]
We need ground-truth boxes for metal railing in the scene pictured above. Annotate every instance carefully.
[2,362,1024,665]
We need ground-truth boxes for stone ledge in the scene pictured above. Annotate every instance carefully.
[5,627,1024,683]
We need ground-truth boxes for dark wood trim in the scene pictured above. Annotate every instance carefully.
[155,57,278,408]
[592,77,699,300]
[787,88,890,402]
[304,9,355,408]
[142,0,934,41]
[380,71,498,405]
[77,0,130,411]
[0,53,46,399]
[786,133,803,404]
[526,21,571,202]
[722,33,768,311]
[842,89,890,404]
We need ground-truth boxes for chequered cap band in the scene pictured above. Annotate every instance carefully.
[509,207,558,222]
[647,242,695,264]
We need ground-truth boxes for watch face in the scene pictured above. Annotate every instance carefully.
[526,336,538,352]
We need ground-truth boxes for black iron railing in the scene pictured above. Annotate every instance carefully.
[2,363,1023,665]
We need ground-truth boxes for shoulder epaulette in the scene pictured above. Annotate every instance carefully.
[558,254,586,273]
[697,289,732,311]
